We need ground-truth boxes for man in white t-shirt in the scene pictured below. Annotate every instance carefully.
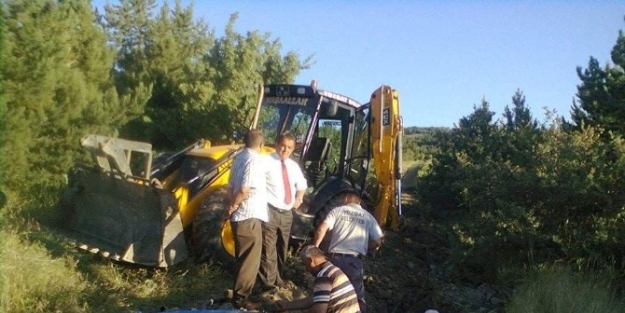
[313,191,384,312]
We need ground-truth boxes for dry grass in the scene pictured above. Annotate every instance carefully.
[506,266,625,313]
[1,228,86,312]
[0,188,234,313]
[0,185,318,313]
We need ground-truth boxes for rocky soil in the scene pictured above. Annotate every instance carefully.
[356,190,506,313]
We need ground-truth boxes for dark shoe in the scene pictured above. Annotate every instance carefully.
[252,284,279,298]
[251,284,270,295]
[275,278,285,288]
[233,298,261,311]
[262,277,285,291]
[261,284,280,292]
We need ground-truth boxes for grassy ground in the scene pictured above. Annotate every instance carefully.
[2,179,625,313]
[1,224,234,312]
[0,188,233,313]
[0,185,317,313]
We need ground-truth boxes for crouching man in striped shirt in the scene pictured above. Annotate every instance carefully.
[275,245,360,313]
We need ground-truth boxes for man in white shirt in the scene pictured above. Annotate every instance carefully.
[260,133,308,290]
[227,129,268,310]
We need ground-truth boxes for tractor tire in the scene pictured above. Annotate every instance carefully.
[191,187,235,271]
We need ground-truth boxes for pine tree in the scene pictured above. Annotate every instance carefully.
[205,13,312,143]
[503,90,538,131]
[1,0,119,189]
[0,0,6,188]
[138,0,215,147]
[102,1,312,149]
[502,90,540,167]
[100,0,156,142]
[571,25,625,137]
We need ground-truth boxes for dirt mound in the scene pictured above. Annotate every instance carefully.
[176,188,506,313]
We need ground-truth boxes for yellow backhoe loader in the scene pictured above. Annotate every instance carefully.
[58,82,403,268]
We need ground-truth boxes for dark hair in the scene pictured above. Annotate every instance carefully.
[278,133,296,144]
[244,129,264,148]
[343,190,361,204]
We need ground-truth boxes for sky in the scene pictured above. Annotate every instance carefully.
[96,0,625,128]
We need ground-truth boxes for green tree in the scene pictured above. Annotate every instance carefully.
[571,24,625,137]
[101,0,164,144]
[503,91,537,131]
[0,0,5,188]
[204,13,312,144]
[1,0,120,190]
[102,1,312,149]
[501,90,540,166]
[420,90,625,280]
[420,99,499,211]
[143,1,217,148]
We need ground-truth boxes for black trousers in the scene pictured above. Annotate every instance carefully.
[259,206,293,287]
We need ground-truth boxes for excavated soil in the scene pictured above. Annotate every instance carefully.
[187,188,506,313]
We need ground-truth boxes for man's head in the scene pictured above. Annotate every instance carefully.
[276,133,296,160]
[299,245,326,273]
[343,191,361,205]
[244,129,264,150]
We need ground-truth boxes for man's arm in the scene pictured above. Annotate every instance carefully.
[368,237,382,252]
[308,302,329,313]
[293,189,306,209]
[276,296,329,313]
[367,216,385,252]
[313,222,330,247]
[276,296,314,312]
[227,186,250,217]
[227,158,255,217]
[292,162,308,209]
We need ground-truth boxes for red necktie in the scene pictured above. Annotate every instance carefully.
[281,160,292,204]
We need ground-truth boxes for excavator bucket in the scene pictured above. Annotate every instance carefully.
[62,168,188,267]
[59,135,191,267]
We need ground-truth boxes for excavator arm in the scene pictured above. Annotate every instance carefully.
[370,86,403,230]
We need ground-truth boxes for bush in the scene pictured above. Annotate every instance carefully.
[418,99,625,284]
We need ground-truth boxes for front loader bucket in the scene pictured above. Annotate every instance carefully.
[60,167,188,267]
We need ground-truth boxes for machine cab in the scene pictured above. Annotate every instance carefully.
[256,84,370,186]
[255,83,402,241]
